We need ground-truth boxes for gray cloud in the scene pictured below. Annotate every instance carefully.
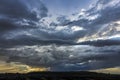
[0,0,120,71]
[0,0,48,21]
[79,37,120,47]
[1,45,120,71]
[64,0,120,39]
[0,0,120,47]
[0,0,48,36]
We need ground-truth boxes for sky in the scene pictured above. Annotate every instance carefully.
[42,0,95,15]
[0,0,120,74]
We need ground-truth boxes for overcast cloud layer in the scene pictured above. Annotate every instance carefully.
[0,0,120,71]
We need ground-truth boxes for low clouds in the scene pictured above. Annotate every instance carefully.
[1,45,120,71]
[79,37,120,47]
[0,0,120,72]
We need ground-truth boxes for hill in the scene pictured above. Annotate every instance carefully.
[0,71,120,80]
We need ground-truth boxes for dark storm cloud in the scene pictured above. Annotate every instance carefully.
[0,19,17,32]
[0,0,48,21]
[0,0,120,46]
[50,45,120,71]
[0,0,49,47]
[0,0,120,71]
[0,0,85,47]
[0,37,77,48]
[1,45,120,71]
[79,38,120,47]
[0,0,120,47]
[0,0,48,35]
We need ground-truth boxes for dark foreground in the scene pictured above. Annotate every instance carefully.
[0,71,120,80]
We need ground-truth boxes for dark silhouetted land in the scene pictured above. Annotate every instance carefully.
[0,71,120,80]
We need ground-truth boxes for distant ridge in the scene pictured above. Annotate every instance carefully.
[0,71,120,80]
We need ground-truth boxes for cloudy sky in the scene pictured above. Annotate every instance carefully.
[0,0,120,74]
